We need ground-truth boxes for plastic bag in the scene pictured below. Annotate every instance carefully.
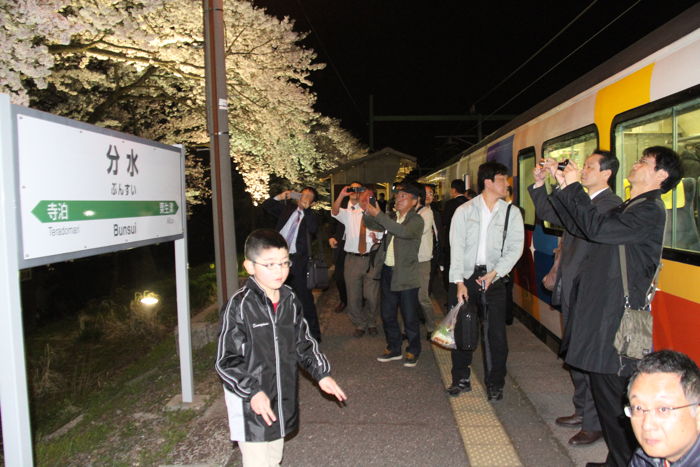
[430,303,461,349]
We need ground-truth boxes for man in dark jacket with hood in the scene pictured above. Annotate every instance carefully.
[548,146,683,467]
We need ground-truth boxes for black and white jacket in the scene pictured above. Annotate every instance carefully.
[215,277,330,441]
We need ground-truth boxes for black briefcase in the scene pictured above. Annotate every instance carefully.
[454,302,480,351]
[306,258,330,290]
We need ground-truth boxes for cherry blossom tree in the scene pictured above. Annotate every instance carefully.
[0,0,365,203]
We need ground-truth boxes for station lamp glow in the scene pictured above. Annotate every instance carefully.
[139,291,160,306]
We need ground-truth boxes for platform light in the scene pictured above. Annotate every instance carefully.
[139,291,160,306]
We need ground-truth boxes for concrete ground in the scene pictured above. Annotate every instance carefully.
[174,279,610,467]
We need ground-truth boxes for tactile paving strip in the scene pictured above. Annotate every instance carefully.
[432,344,523,467]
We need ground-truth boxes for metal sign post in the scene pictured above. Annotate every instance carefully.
[0,93,34,467]
[174,145,194,403]
[0,95,195,462]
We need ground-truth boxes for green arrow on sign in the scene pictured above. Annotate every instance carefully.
[31,200,179,223]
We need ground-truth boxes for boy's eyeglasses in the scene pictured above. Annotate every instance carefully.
[624,402,698,419]
[253,260,292,270]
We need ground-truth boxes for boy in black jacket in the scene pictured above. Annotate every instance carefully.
[216,229,346,466]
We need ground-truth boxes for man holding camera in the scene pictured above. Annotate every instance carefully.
[361,181,424,367]
[529,150,621,447]
[331,182,382,338]
[262,187,322,341]
[546,147,682,467]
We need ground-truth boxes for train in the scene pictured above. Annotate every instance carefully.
[420,4,700,363]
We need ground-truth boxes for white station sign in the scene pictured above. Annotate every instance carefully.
[17,113,184,266]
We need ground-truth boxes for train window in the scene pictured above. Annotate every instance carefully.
[517,147,537,226]
[541,128,598,193]
[614,97,700,254]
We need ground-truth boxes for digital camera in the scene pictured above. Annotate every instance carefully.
[347,187,367,193]
[557,160,570,171]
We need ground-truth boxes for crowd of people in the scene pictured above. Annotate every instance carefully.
[215,146,700,467]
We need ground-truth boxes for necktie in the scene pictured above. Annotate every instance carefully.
[285,210,301,250]
[358,216,367,254]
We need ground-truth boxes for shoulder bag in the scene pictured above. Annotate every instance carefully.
[613,200,665,359]
[305,228,330,290]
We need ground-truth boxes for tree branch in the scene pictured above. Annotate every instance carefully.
[87,65,157,123]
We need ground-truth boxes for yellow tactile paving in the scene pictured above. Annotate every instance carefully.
[432,344,523,467]
[467,445,523,466]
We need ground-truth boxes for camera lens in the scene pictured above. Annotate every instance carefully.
[557,160,570,171]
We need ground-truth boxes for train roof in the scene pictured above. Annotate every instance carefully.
[432,2,700,172]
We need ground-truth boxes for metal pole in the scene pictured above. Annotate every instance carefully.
[203,0,238,306]
[175,146,194,403]
[0,94,34,465]
[369,94,374,152]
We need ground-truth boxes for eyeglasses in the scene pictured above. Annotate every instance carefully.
[252,260,292,270]
[624,402,699,419]
[633,157,655,167]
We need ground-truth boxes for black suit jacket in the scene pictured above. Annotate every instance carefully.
[262,198,319,258]
[441,195,467,265]
[529,185,621,314]
[550,184,665,374]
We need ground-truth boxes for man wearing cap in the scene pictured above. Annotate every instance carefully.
[361,181,424,367]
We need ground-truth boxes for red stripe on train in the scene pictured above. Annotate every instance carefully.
[653,291,700,364]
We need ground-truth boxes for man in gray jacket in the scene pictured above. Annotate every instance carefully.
[361,181,424,367]
[448,162,524,400]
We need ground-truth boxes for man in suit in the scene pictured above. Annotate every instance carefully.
[529,150,621,447]
[546,146,682,467]
[442,179,468,308]
[262,187,321,341]
[328,212,347,313]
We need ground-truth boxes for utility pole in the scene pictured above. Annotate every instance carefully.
[203,0,238,305]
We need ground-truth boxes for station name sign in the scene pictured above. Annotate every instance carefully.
[16,111,184,267]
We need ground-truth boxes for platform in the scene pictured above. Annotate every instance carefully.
[218,282,609,466]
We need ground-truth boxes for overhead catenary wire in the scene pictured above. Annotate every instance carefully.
[294,0,364,120]
[471,0,599,109]
[465,0,643,138]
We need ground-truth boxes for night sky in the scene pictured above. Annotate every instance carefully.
[253,1,699,169]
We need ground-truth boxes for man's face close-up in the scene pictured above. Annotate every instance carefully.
[581,154,605,189]
[628,155,658,188]
[425,186,434,205]
[348,183,362,202]
[394,191,417,213]
[489,174,509,199]
[299,189,315,209]
[628,372,700,462]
